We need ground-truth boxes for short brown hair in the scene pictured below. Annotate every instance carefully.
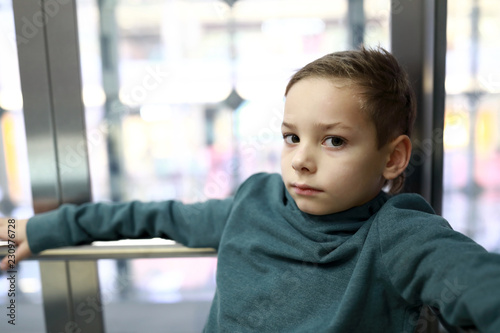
[284,46,416,194]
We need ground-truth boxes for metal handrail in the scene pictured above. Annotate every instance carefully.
[0,239,217,260]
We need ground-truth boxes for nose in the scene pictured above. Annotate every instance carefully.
[291,145,317,173]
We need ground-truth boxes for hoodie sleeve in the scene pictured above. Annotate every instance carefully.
[377,193,500,333]
[26,197,234,254]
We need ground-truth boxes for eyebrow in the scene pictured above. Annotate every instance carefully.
[281,121,353,131]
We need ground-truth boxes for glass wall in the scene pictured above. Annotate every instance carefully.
[76,0,389,331]
[0,0,43,331]
[79,0,390,204]
[0,1,32,220]
[443,0,500,252]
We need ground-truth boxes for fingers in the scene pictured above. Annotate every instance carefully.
[0,218,28,244]
[0,218,10,241]
[1,241,32,271]
[0,218,32,271]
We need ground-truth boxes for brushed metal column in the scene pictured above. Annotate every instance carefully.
[390,1,448,332]
[13,1,104,332]
[390,0,447,215]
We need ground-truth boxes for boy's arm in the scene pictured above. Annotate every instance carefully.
[19,198,233,256]
[377,194,500,332]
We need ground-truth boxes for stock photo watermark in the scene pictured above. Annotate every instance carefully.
[189,103,283,203]
[4,219,17,326]
[119,66,170,107]
[211,1,231,20]
[479,73,500,93]
[11,0,71,47]
[51,270,132,333]
[57,65,169,176]
[405,128,444,179]
[408,277,468,333]
[237,268,301,330]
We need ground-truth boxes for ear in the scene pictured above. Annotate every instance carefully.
[382,135,412,180]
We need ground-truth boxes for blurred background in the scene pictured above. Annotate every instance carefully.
[0,0,499,332]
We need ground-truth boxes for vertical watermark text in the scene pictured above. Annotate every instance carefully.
[5,219,17,326]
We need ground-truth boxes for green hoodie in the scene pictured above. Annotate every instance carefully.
[27,173,500,332]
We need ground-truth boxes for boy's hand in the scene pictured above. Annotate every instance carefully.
[0,218,32,270]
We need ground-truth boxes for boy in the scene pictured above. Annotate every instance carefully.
[1,47,500,332]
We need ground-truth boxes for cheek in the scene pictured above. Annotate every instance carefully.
[351,153,387,185]
[280,150,289,173]
[323,153,379,183]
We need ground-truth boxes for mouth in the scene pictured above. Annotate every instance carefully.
[291,183,323,196]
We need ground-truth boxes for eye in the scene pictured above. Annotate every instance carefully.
[323,136,345,148]
[283,134,300,144]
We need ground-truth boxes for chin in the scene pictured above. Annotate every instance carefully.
[296,203,336,216]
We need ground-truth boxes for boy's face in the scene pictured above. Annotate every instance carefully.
[281,78,392,215]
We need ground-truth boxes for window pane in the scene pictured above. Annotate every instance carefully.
[443,0,500,252]
[97,257,216,333]
[0,1,44,332]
